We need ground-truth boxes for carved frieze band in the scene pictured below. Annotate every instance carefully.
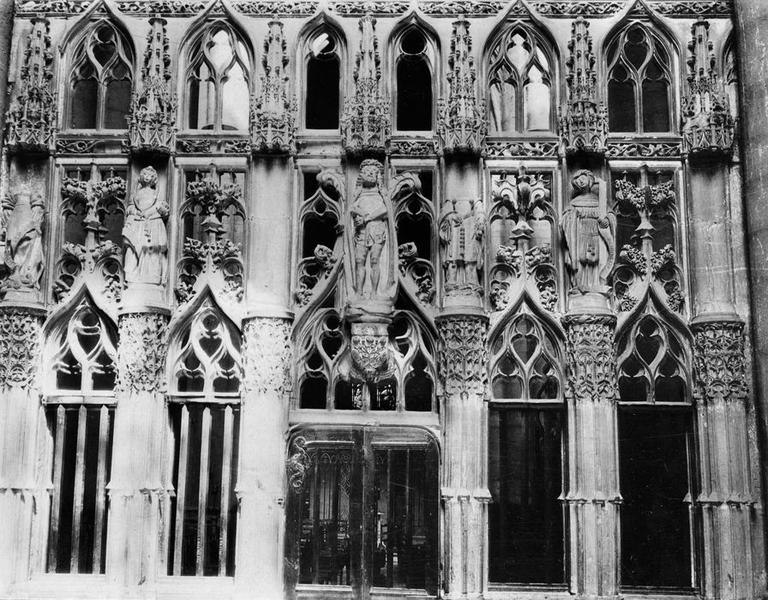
[0,308,44,390]
[693,320,747,403]
[563,313,618,402]
[115,312,169,393]
[15,0,733,17]
[241,317,292,396]
[436,315,488,397]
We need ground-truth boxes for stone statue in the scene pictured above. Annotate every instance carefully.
[561,170,616,302]
[439,199,486,292]
[1,185,45,292]
[123,167,169,286]
[350,159,390,298]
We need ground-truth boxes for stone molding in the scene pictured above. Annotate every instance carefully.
[241,317,292,396]
[115,312,169,393]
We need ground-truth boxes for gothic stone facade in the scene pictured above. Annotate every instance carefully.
[0,0,765,599]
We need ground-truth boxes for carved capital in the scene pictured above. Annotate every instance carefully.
[0,308,43,389]
[437,315,488,397]
[693,320,747,403]
[563,313,617,402]
[242,317,292,396]
[116,312,169,393]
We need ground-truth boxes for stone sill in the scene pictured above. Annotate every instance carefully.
[296,585,434,600]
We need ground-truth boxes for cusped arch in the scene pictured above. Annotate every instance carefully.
[60,5,136,130]
[178,3,255,131]
[42,287,118,396]
[167,289,242,398]
[615,288,693,404]
[482,3,560,134]
[488,292,565,403]
[602,1,681,133]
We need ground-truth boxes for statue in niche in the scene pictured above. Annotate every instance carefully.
[561,170,616,300]
[123,166,169,286]
[1,185,45,292]
[439,199,486,292]
[350,159,390,298]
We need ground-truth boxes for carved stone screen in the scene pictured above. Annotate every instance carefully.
[0,1,765,600]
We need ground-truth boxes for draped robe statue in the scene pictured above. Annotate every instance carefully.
[1,186,45,292]
[123,166,169,286]
[561,170,616,299]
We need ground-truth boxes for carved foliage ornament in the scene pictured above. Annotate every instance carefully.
[242,317,292,396]
[437,316,488,397]
[0,309,43,389]
[693,320,747,402]
[563,314,617,402]
[115,312,168,393]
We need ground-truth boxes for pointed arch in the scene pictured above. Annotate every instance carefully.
[616,288,693,404]
[482,2,560,134]
[389,12,441,132]
[723,31,739,120]
[167,290,242,398]
[298,12,346,130]
[603,1,681,134]
[42,288,118,396]
[488,292,565,403]
[60,4,135,131]
[179,3,255,132]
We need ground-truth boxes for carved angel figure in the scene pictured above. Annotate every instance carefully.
[561,170,616,296]
[1,186,45,291]
[123,166,169,286]
[350,159,390,297]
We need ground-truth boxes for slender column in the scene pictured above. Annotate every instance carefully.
[106,311,169,590]
[0,307,45,594]
[0,0,14,136]
[733,5,768,594]
[693,320,762,600]
[235,317,291,599]
[437,313,490,600]
[563,313,620,600]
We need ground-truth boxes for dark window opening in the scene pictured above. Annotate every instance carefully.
[619,409,695,589]
[489,407,565,584]
[609,80,637,132]
[306,52,340,130]
[396,50,432,131]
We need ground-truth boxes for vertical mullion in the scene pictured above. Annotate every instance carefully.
[173,405,190,576]
[218,405,234,576]
[70,405,88,573]
[386,449,393,588]
[92,405,110,573]
[311,459,320,585]
[196,406,212,576]
[48,405,67,572]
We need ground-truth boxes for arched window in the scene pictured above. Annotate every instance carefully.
[304,28,341,129]
[617,312,695,589]
[488,310,565,584]
[395,29,434,131]
[186,24,250,131]
[43,297,117,574]
[167,299,242,576]
[607,23,673,133]
[296,309,436,413]
[487,25,554,134]
[69,21,133,130]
